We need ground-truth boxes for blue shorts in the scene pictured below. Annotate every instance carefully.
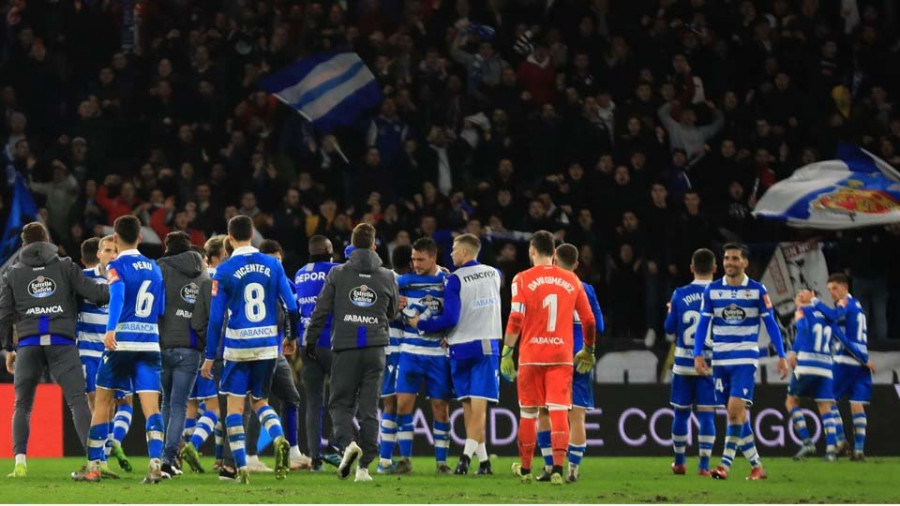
[450,354,499,403]
[220,359,276,399]
[713,364,756,406]
[381,352,399,398]
[788,373,834,402]
[395,352,453,400]
[833,364,872,404]
[191,375,218,400]
[96,351,161,394]
[572,368,594,409]
[670,373,719,409]
[82,356,100,394]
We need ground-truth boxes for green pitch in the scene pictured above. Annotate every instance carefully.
[2,457,899,503]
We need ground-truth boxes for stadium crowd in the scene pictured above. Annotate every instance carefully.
[1,0,900,348]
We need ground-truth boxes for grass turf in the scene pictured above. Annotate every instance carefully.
[1,456,899,503]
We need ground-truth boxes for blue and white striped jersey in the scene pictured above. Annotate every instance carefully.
[106,250,165,352]
[694,275,784,367]
[573,282,605,354]
[398,271,448,356]
[76,266,108,358]
[813,295,869,367]
[207,246,298,362]
[665,280,713,375]
[791,305,864,378]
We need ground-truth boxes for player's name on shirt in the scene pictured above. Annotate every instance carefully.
[524,275,576,293]
[232,264,272,279]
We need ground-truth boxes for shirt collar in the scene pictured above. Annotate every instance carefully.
[721,274,750,287]
[691,279,712,286]
[118,249,140,257]
[232,246,259,256]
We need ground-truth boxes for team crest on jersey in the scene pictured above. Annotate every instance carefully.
[27,276,57,298]
[181,282,200,304]
[722,304,746,323]
[350,285,377,307]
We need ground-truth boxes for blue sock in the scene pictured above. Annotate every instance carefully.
[183,418,197,445]
[397,414,414,459]
[853,412,867,452]
[821,411,837,454]
[146,413,164,459]
[433,421,450,464]
[191,410,218,450]
[537,430,553,468]
[226,414,247,469]
[282,405,299,448]
[697,411,716,471]
[831,405,846,442]
[379,413,398,461]
[214,420,224,460]
[739,420,761,468]
[567,443,586,466]
[791,407,812,444]
[672,409,689,466]
[113,405,133,445]
[721,424,741,469]
[88,424,110,463]
[257,405,284,440]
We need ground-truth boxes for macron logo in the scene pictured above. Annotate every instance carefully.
[344,314,379,324]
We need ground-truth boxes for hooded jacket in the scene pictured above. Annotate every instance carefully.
[0,242,110,350]
[157,251,208,350]
[305,248,398,352]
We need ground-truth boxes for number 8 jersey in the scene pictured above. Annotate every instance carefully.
[207,246,298,362]
[665,280,713,376]
[106,249,165,352]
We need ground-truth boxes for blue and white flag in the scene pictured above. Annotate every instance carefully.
[753,144,900,229]
[258,52,382,133]
[1,172,40,266]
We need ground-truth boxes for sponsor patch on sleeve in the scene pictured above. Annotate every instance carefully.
[211,280,218,297]
[106,268,120,284]
[763,293,772,309]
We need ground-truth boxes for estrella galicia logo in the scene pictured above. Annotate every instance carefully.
[181,282,200,304]
[722,304,746,323]
[350,285,377,308]
[422,294,443,314]
[28,276,57,298]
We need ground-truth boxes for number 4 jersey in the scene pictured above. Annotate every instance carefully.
[106,249,165,352]
[206,246,298,362]
[665,280,713,376]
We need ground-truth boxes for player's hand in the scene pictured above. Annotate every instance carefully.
[500,345,517,382]
[282,338,297,357]
[788,353,798,369]
[5,351,15,374]
[104,331,117,351]
[408,314,420,330]
[305,341,318,361]
[399,296,408,311]
[694,356,711,376]
[866,361,876,373]
[574,345,596,374]
[200,359,214,379]
[777,357,789,379]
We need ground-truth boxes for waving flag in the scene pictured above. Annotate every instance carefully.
[258,52,382,133]
[1,172,40,266]
[753,144,900,229]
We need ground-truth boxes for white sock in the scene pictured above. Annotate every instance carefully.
[290,446,302,460]
[247,455,260,465]
[463,439,477,458]
[475,442,489,462]
[15,454,26,466]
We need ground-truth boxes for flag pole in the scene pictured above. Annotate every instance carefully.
[271,94,351,164]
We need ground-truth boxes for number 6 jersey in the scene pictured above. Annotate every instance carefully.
[106,249,165,352]
[206,246,298,362]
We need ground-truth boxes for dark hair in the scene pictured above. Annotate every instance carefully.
[228,215,253,241]
[224,237,234,255]
[691,248,716,275]
[530,230,556,257]
[412,237,438,257]
[722,242,749,260]
[114,215,141,245]
[81,237,101,265]
[21,222,49,245]
[259,239,283,256]
[190,245,206,256]
[351,223,376,249]
[555,243,579,269]
[164,231,192,256]
[308,235,334,256]
[391,245,413,274]
[204,235,226,261]
[827,272,850,286]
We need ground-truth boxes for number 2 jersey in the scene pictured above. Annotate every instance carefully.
[106,249,165,352]
[508,265,596,366]
[665,280,712,376]
[206,246,298,362]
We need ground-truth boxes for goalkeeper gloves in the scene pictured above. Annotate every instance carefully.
[500,345,517,382]
[574,345,596,374]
